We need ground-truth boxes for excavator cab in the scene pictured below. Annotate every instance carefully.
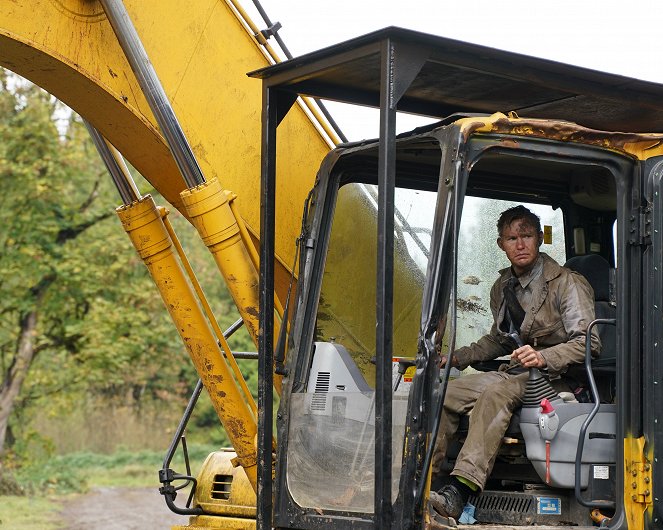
[251,27,663,530]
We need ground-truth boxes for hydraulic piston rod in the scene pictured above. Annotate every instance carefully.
[84,121,141,205]
[98,0,205,189]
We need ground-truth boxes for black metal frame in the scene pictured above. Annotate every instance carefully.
[399,134,639,528]
[643,155,663,527]
[467,137,636,520]
[575,318,617,509]
[257,34,429,530]
[250,27,663,134]
[159,318,245,516]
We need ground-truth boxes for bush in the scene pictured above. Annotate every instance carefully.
[15,454,88,495]
[0,469,26,496]
[2,442,223,495]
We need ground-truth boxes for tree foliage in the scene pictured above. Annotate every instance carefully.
[0,72,256,457]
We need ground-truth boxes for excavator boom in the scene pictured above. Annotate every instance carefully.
[0,0,331,276]
[0,0,335,514]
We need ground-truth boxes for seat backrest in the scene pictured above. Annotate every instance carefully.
[564,255,616,367]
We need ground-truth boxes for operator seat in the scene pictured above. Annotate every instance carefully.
[563,254,616,370]
[516,254,618,490]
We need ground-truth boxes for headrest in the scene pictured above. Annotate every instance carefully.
[564,254,610,302]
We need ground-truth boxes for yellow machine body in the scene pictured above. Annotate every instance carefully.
[171,450,257,530]
[3,2,661,530]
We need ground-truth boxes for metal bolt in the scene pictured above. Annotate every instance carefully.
[632,482,638,489]
[646,489,651,496]
[645,463,651,471]
[645,477,651,484]
[632,470,638,477]
[632,495,638,501]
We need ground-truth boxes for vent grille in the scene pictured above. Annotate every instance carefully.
[211,474,233,500]
[472,493,533,513]
[310,372,330,411]
[591,173,611,195]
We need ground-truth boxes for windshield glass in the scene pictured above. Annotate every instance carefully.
[287,181,438,512]
[313,182,437,386]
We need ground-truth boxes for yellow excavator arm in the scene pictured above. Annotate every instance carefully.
[0,0,337,508]
[0,0,331,279]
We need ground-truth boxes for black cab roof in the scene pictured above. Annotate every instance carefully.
[249,26,663,133]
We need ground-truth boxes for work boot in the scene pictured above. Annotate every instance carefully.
[429,483,465,521]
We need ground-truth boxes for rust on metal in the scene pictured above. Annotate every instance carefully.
[457,112,663,160]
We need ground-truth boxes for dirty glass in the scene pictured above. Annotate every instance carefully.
[455,198,566,352]
[287,392,410,512]
[313,183,437,386]
[287,182,437,512]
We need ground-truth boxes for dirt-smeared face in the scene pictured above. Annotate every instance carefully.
[497,219,542,275]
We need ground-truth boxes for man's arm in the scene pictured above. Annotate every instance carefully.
[537,272,601,377]
[450,326,512,369]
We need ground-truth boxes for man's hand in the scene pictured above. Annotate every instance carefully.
[511,345,546,368]
[439,354,459,368]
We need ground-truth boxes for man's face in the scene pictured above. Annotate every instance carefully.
[497,220,542,275]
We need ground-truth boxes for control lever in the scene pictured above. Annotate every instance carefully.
[508,330,546,379]
[538,398,560,484]
[508,330,524,348]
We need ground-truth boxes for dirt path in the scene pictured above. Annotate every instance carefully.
[59,487,188,529]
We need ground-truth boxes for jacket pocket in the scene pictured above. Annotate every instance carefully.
[529,320,564,343]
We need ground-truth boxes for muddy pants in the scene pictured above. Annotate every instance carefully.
[431,371,529,490]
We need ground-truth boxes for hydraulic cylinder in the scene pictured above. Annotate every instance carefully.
[180,178,266,347]
[116,195,258,490]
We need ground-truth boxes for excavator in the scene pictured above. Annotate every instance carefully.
[1,1,662,529]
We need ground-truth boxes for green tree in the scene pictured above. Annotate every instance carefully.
[0,75,184,453]
[0,74,123,452]
[0,72,259,458]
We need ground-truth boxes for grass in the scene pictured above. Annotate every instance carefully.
[12,444,219,492]
[0,444,221,528]
[0,495,64,530]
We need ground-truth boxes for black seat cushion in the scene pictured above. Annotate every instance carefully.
[564,254,610,302]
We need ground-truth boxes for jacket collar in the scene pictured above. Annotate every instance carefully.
[499,252,561,284]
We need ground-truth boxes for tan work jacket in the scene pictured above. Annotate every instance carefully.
[455,253,601,378]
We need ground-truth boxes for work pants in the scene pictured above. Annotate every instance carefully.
[431,371,529,491]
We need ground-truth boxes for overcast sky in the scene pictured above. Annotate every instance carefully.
[247,0,663,139]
